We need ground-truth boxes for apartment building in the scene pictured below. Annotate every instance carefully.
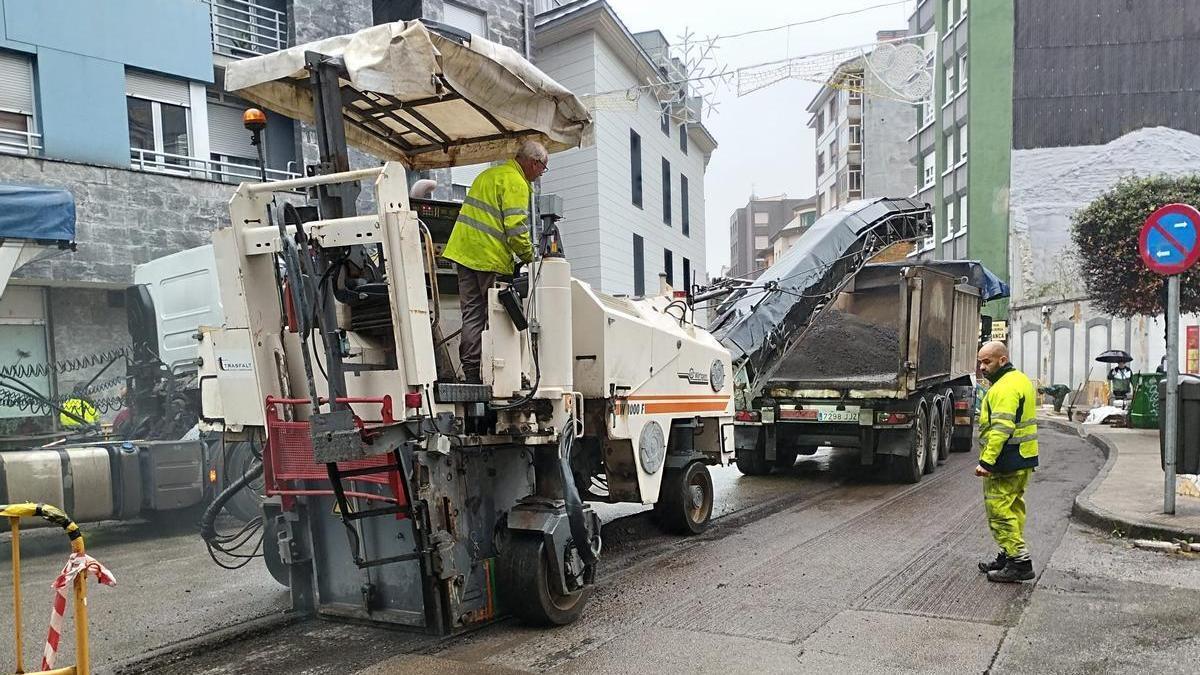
[727,195,811,278]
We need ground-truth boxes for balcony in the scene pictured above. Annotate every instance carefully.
[130,148,300,184]
[0,128,43,157]
[208,0,288,59]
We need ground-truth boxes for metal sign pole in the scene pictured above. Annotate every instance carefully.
[1164,274,1180,514]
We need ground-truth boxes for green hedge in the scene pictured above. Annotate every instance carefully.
[1071,175,1200,317]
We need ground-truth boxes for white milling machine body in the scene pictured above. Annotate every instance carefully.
[199,20,732,633]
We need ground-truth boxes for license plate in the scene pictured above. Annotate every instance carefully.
[817,409,859,422]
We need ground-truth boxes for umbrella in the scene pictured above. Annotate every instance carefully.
[1096,349,1133,364]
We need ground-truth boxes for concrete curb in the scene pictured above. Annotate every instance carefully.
[1043,418,1199,542]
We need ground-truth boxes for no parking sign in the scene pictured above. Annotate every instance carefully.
[1139,203,1200,275]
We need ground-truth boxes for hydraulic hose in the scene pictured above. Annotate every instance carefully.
[199,458,264,542]
[557,422,597,567]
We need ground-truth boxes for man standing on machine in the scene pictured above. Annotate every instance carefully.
[442,140,547,383]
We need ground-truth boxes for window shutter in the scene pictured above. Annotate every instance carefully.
[125,69,190,107]
[0,51,34,114]
[208,103,256,158]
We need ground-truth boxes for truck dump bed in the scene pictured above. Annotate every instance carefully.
[767,261,1007,395]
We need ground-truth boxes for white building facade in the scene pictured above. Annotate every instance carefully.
[534,1,717,296]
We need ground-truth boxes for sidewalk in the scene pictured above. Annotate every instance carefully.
[1042,412,1200,541]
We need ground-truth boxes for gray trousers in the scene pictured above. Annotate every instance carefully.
[457,264,498,383]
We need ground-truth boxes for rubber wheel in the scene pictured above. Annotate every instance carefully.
[924,399,939,475]
[498,533,591,626]
[653,462,715,535]
[735,436,771,475]
[261,514,290,588]
[775,447,800,470]
[797,445,819,456]
[223,441,266,523]
[894,400,928,484]
[937,391,954,462]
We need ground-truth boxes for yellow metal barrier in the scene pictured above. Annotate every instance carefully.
[3,503,93,675]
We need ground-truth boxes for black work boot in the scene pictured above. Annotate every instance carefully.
[987,556,1034,583]
[978,551,1008,573]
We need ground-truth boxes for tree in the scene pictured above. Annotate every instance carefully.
[1071,175,1200,317]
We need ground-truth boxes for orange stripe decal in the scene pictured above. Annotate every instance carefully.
[622,395,730,401]
[642,401,731,414]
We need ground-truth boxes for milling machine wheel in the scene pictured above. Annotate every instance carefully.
[653,461,715,535]
[498,533,591,626]
[260,515,290,588]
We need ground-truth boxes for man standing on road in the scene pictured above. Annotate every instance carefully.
[441,141,545,383]
[975,341,1040,583]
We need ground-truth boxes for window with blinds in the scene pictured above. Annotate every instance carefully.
[0,50,37,154]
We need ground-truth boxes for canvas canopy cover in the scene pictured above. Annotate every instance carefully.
[224,20,593,170]
[0,184,75,242]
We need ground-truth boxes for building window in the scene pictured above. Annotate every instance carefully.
[945,199,956,236]
[754,235,769,250]
[682,257,691,290]
[922,100,934,126]
[663,248,674,286]
[816,111,825,135]
[944,62,957,104]
[961,0,969,19]
[679,124,687,154]
[816,152,825,176]
[828,95,837,119]
[847,74,863,102]
[958,123,968,161]
[944,130,956,169]
[661,157,672,225]
[753,211,770,225]
[126,70,193,172]
[681,174,690,237]
[829,139,838,163]
[958,194,968,233]
[848,123,862,147]
[661,104,671,135]
[848,167,863,194]
[633,234,645,296]
[922,152,935,188]
[442,1,487,37]
[630,129,642,208]
[959,53,968,88]
[0,50,38,156]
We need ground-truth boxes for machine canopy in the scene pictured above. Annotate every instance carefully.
[0,184,75,242]
[224,20,593,169]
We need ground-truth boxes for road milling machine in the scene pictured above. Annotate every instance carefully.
[198,20,733,632]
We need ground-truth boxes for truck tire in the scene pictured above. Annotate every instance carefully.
[775,447,800,470]
[937,389,954,461]
[653,461,714,535]
[924,398,940,475]
[498,532,591,626]
[735,431,771,476]
[894,400,929,484]
[223,441,266,523]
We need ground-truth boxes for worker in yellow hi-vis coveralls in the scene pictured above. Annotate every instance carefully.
[974,341,1039,583]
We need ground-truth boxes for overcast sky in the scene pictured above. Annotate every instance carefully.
[604,0,918,276]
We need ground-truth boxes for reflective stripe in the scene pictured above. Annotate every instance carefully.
[991,412,1016,421]
[1011,433,1038,444]
[455,213,505,242]
[464,195,503,220]
[502,207,528,218]
[506,222,530,237]
[1016,421,1036,431]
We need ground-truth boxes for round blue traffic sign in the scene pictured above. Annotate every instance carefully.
[1140,203,1200,275]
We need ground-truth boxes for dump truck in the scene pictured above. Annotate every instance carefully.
[706,199,1007,483]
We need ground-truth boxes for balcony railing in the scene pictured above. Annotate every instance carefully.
[130,148,300,184]
[0,128,43,157]
[208,0,287,59]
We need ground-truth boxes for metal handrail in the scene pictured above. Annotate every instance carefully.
[207,0,288,58]
[0,127,43,157]
[129,147,300,183]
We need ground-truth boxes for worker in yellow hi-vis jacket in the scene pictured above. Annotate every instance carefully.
[441,141,544,383]
[974,340,1039,583]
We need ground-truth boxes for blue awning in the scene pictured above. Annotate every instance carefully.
[0,184,76,243]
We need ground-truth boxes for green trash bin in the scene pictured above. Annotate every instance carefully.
[1129,372,1165,429]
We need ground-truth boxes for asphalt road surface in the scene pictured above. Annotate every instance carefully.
[8,428,1194,674]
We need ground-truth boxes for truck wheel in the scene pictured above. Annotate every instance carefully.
[498,532,591,626]
[735,443,771,476]
[261,515,290,588]
[937,390,954,461]
[223,441,265,524]
[894,400,928,484]
[797,445,819,456]
[775,447,800,470]
[653,462,714,535]
[924,399,940,475]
